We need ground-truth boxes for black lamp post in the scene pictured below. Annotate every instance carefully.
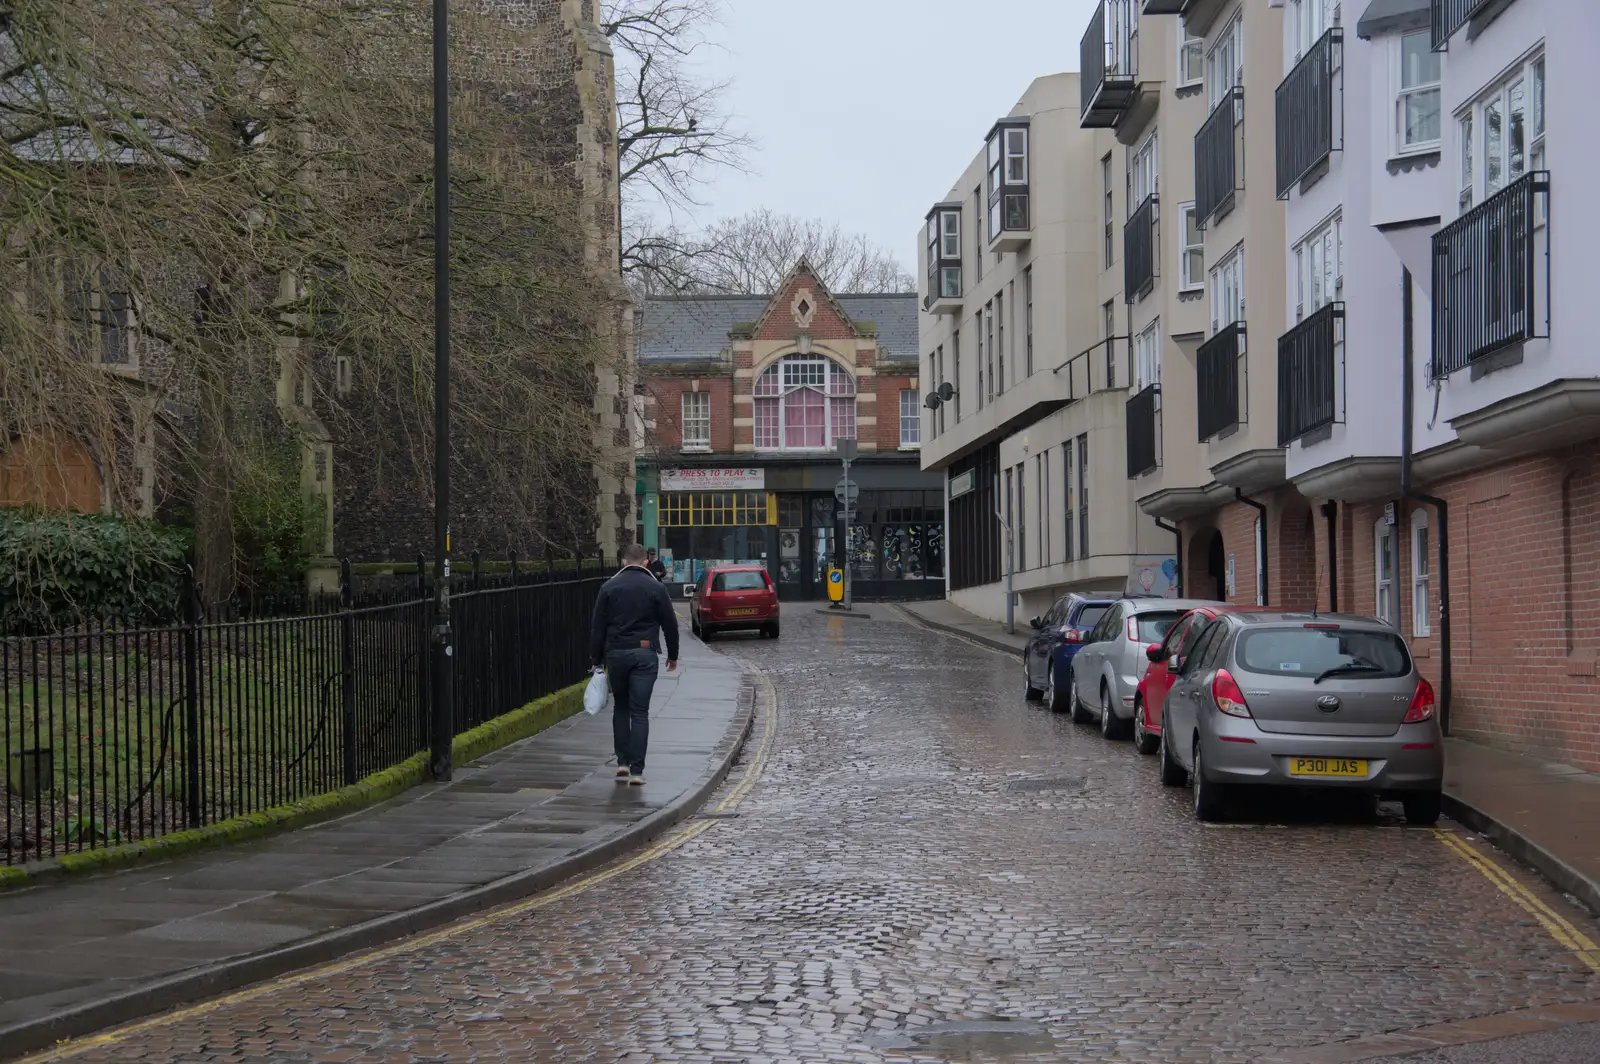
[430,0,454,781]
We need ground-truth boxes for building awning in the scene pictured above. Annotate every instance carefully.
[1356,0,1430,38]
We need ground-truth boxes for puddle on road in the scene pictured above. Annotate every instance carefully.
[874,1019,1057,1062]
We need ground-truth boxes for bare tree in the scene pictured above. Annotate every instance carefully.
[633,210,915,296]
[601,0,753,283]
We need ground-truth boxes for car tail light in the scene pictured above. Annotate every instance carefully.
[1404,677,1436,723]
[1212,669,1251,718]
[1126,617,1139,641]
[1061,626,1081,643]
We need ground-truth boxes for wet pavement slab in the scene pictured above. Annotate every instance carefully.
[0,629,747,1041]
[5,608,1597,1063]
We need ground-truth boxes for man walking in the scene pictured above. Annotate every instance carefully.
[590,543,680,785]
[645,548,667,582]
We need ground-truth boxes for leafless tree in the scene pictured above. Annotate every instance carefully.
[631,210,914,296]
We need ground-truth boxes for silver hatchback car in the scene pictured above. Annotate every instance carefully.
[1156,611,1444,824]
[1069,597,1224,740]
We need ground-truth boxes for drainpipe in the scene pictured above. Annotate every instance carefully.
[1318,500,1339,612]
[1154,517,1182,596]
[1400,267,1452,735]
[1235,489,1268,606]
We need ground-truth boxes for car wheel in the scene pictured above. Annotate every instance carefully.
[1132,697,1159,755]
[1100,682,1129,740]
[1069,680,1094,724]
[1159,728,1187,787]
[690,612,701,638]
[700,623,716,642]
[1402,789,1442,826]
[1023,659,1044,703]
[1192,738,1225,822]
[764,621,780,640]
[1046,667,1068,713]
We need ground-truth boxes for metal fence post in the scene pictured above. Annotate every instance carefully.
[509,550,518,585]
[340,558,357,786]
[181,567,202,830]
[472,550,481,590]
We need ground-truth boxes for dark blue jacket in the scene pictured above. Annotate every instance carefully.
[590,565,680,666]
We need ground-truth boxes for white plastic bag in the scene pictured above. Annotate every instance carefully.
[583,668,609,716]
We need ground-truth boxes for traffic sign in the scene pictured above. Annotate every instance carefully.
[836,509,857,522]
[833,479,860,504]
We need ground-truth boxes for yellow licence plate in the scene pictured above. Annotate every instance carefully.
[1289,757,1367,778]
[726,607,758,616]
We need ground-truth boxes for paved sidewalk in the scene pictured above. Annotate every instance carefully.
[899,598,1028,654]
[905,596,1600,916]
[0,626,750,1055]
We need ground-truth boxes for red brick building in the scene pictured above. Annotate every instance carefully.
[635,262,944,601]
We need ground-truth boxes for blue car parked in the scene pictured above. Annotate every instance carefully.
[1023,593,1117,712]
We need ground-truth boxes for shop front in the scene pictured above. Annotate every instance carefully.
[645,459,945,602]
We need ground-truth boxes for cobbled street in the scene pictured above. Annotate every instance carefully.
[46,609,1600,1063]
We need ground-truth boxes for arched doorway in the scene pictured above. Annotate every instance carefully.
[1187,527,1225,601]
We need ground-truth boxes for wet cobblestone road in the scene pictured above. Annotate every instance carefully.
[37,609,1600,1062]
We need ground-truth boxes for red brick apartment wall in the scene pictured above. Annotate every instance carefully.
[1320,442,1600,770]
[872,372,917,452]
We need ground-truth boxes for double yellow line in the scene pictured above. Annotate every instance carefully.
[18,673,781,1064]
[1434,828,1600,973]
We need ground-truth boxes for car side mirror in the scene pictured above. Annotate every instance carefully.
[1145,643,1165,663]
[682,584,696,598]
[1029,617,1043,630]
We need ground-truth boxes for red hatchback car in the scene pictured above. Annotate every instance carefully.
[1133,605,1260,754]
[690,565,780,641]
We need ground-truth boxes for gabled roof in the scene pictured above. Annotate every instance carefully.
[638,289,918,364]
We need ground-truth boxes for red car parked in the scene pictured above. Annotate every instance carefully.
[1133,605,1260,754]
[690,565,780,641]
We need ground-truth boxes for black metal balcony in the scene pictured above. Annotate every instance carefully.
[1196,321,1245,442]
[1126,384,1161,478]
[1431,171,1550,379]
[1195,87,1242,227]
[1277,302,1343,445]
[1275,28,1341,198]
[1431,0,1501,51]
[1080,0,1139,129]
[1124,194,1158,301]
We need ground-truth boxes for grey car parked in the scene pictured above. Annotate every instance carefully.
[1156,611,1444,824]
[1069,597,1224,740]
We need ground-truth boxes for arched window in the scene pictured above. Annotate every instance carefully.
[753,355,856,450]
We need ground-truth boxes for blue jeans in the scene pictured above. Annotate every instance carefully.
[605,648,658,773]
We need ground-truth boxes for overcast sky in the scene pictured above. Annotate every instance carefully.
[673,0,1103,282]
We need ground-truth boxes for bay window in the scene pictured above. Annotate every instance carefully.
[1396,30,1441,154]
[752,355,857,451]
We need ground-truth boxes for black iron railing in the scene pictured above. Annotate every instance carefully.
[1081,0,1139,128]
[1052,335,1129,401]
[1126,384,1161,477]
[1431,171,1550,379]
[1431,0,1494,51]
[1277,302,1344,445]
[1125,194,1158,300]
[1197,321,1246,441]
[1,560,606,866]
[1196,87,1243,227]
[1275,28,1341,198]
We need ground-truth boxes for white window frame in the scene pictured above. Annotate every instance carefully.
[1292,0,1335,66]
[899,388,921,448]
[681,390,710,452]
[1455,49,1545,214]
[1004,126,1029,185]
[1411,510,1431,637]
[940,211,961,259]
[1207,15,1244,112]
[1134,318,1161,391]
[1178,17,1204,87]
[1293,213,1343,322]
[1178,202,1203,291]
[1210,245,1245,332]
[1254,516,1265,606]
[1375,519,1396,625]
[752,356,857,452]
[1128,129,1159,212]
[1395,29,1442,156]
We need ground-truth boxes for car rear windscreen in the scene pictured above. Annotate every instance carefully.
[713,571,767,592]
[1075,605,1110,629]
[1236,627,1411,678]
[1135,612,1185,643]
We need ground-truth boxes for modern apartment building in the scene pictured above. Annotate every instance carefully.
[917,72,1173,623]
